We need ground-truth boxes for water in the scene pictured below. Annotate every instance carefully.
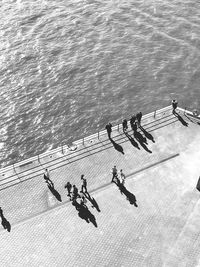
[0,0,200,168]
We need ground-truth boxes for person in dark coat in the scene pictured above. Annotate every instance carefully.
[172,99,178,113]
[130,115,136,130]
[43,168,54,187]
[64,182,72,197]
[132,122,137,132]
[44,168,50,181]
[111,165,118,183]
[136,112,142,127]
[72,185,80,200]
[105,123,112,139]
[122,119,128,133]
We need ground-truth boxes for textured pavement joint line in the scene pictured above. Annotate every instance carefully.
[126,153,180,180]
[90,153,180,194]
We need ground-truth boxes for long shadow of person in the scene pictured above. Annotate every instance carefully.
[125,132,140,150]
[83,192,101,212]
[47,182,62,202]
[110,138,124,154]
[113,179,138,207]
[0,207,11,232]
[139,126,155,143]
[72,199,98,227]
[173,112,188,127]
[133,131,152,153]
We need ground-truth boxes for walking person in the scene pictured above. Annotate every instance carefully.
[130,114,136,124]
[44,168,50,181]
[111,165,118,183]
[80,194,87,207]
[105,122,112,139]
[64,182,72,198]
[120,169,126,185]
[132,122,137,132]
[44,168,54,187]
[122,119,128,133]
[72,185,80,201]
[136,112,142,127]
[172,99,178,113]
[130,115,136,130]
[80,175,87,193]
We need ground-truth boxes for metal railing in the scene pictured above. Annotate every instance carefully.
[182,107,199,117]
[0,105,174,190]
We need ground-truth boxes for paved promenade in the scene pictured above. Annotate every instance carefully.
[0,106,200,267]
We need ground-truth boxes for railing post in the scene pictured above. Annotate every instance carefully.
[184,107,187,115]
[154,109,156,119]
[38,154,41,164]
[83,137,84,145]
[13,163,20,182]
[98,131,99,140]
[61,144,64,154]
[118,124,119,131]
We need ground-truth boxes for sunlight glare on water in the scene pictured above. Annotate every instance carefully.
[0,0,200,167]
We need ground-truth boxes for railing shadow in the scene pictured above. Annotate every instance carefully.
[184,112,200,126]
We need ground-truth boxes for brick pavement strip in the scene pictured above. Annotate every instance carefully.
[0,108,200,266]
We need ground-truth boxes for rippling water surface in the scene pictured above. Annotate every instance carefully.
[0,0,200,167]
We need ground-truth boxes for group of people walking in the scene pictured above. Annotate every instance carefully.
[111,166,126,185]
[105,112,143,139]
[64,175,98,226]
[43,166,127,212]
[44,169,88,204]
[44,169,92,219]
[129,111,142,132]
[64,174,88,204]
